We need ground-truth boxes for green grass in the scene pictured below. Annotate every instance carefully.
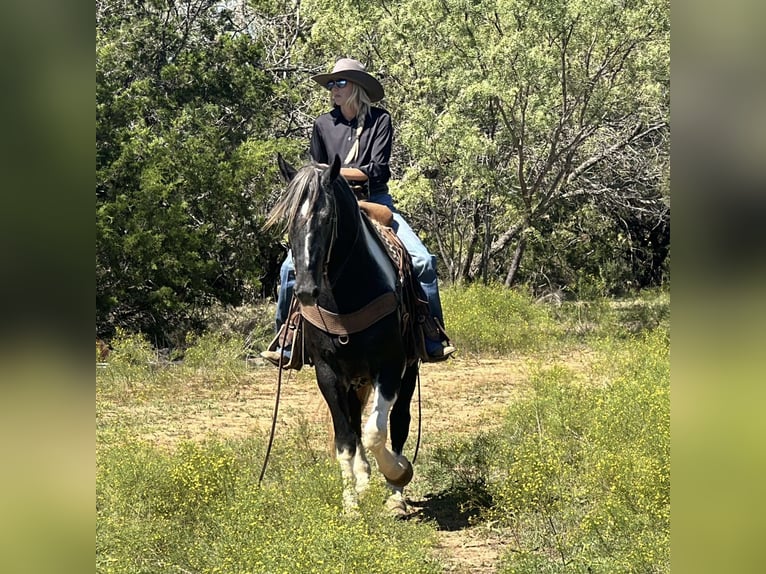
[97,437,441,574]
[441,283,563,356]
[420,326,670,574]
[97,286,669,573]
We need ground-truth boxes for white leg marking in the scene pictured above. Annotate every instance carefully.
[336,448,358,511]
[353,446,371,494]
[362,387,411,484]
[384,484,408,517]
[362,386,393,453]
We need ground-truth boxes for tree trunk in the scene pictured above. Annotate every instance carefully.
[504,237,527,287]
[460,201,482,282]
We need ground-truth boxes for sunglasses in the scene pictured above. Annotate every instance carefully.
[326,79,349,90]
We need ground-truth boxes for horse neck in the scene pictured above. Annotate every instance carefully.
[322,186,393,311]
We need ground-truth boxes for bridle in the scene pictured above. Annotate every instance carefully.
[293,178,361,290]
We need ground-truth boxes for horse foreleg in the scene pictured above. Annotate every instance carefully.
[349,386,371,495]
[383,365,418,516]
[335,447,359,511]
[336,440,370,512]
[317,366,364,512]
[362,385,413,488]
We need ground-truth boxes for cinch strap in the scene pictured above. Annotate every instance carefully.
[300,292,398,335]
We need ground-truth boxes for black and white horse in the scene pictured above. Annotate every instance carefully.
[267,155,418,512]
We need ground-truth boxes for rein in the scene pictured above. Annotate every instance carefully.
[258,322,293,486]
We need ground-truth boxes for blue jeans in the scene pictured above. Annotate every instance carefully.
[275,194,445,332]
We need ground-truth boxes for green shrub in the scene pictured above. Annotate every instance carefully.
[441,283,562,355]
[418,432,499,516]
[554,288,670,341]
[181,331,250,388]
[489,328,669,573]
[98,328,167,399]
[424,327,669,573]
[97,437,442,574]
[107,327,156,368]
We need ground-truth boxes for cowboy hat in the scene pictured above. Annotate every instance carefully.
[311,58,385,102]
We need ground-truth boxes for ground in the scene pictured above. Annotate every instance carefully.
[103,353,592,574]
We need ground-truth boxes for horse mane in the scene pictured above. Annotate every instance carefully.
[264,163,326,232]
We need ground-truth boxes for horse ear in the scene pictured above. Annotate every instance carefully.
[322,154,342,187]
[277,153,298,182]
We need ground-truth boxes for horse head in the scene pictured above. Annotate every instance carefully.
[277,154,343,307]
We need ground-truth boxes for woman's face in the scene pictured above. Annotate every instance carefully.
[330,79,352,107]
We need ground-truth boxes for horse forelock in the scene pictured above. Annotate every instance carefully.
[265,164,325,231]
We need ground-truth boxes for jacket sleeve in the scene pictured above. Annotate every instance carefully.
[359,112,392,185]
[309,119,328,164]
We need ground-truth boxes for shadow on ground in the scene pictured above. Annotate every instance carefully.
[406,488,491,531]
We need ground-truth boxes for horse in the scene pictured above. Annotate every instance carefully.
[266,154,418,513]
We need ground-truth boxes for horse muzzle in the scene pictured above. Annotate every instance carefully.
[294,280,320,307]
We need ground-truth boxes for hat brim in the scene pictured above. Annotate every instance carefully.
[311,70,384,103]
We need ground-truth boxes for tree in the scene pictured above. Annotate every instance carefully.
[297,0,670,295]
[96,0,294,343]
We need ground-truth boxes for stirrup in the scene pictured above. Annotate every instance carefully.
[424,341,456,363]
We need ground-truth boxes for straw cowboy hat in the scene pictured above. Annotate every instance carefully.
[311,58,385,102]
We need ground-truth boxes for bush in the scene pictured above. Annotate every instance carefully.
[488,328,669,573]
[441,283,562,355]
[554,287,670,341]
[97,437,442,574]
[425,326,669,573]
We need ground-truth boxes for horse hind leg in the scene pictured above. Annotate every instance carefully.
[335,446,361,512]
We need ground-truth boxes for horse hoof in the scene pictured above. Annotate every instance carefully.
[385,459,413,488]
[384,491,408,517]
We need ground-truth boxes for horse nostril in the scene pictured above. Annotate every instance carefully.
[295,282,319,306]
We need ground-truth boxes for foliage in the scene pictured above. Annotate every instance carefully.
[553,287,670,341]
[96,0,669,343]
[297,0,670,292]
[96,0,295,344]
[97,437,442,574]
[441,282,563,355]
[100,327,259,402]
[430,327,670,573]
[97,286,669,572]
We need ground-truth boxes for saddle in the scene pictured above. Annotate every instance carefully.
[264,202,452,370]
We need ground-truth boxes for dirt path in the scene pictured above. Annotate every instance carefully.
[107,354,583,574]
[128,356,532,448]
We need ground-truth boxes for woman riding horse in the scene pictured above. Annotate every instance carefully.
[262,58,455,366]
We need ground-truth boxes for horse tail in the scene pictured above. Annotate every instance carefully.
[322,384,374,455]
[356,384,373,407]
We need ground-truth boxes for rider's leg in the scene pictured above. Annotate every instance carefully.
[262,251,295,366]
[275,251,295,331]
[390,212,454,359]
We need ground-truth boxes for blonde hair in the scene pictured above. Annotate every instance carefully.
[337,81,371,124]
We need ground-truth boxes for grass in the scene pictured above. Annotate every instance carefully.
[97,437,441,574]
[97,285,669,573]
[441,283,563,356]
[420,327,670,573]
